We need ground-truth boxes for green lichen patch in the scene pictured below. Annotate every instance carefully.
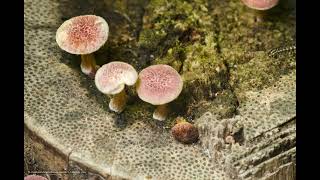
[152,37,233,121]
[139,0,212,56]
[143,0,211,31]
[213,0,296,52]
[137,0,295,122]
[138,0,237,121]
[228,51,295,96]
[151,42,185,71]
[211,0,296,95]
[138,29,167,50]
[209,0,295,102]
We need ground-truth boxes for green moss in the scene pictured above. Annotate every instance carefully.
[135,0,295,121]
[138,0,212,54]
[146,0,210,31]
[152,42,185,70]
[215,0,296,53]
[138,29,167,49]
[229,51,295,94]
[182,35,220,73]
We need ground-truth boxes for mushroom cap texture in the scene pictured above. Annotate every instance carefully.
[136,64,183,105]
[56,15,109,54]
[241,0,279,10]
[24,175,48,180]
[95,61,138,95]
[171,122,199,144]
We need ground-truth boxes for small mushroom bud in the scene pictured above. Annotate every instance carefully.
[171,117,199,144]
[136,64,183,121]
[56,15,109,78]
[95,61,138,113]
[225,135,236,144]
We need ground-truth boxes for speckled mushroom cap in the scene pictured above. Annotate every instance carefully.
[56,15,109,55]
[241,0,279,10]
[95,61,138,95]
[136,64,183,105]
[24,175,48,180]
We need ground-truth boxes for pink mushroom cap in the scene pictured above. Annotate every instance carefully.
[241,0,279,10]
[56,15,109,55]
[24,175,48,180]
[95,61,138,95]
[136,64,183,105]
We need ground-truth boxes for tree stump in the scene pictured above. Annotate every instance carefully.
[24,0,296,179]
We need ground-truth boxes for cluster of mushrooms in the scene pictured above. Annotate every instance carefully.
[55,15,197,144]
[55,1,280,144]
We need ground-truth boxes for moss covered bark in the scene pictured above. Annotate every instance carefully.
[134,0,295,122]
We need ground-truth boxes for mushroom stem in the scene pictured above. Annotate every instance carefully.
[253,10,268,22]
[109,89,128,113]
[80,54,98,78]
[153,104,169,121]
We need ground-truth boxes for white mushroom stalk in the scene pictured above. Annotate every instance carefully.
[80,54,98,78]
[95,61,138,113]
[136,64,183,121]
[153,104,169,121]
[56,15,109,78]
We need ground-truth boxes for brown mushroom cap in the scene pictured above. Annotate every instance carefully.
[136,65,183,105]
[241,0,279,10]
[24,175,48,180]
[95,61,138,95]
[56,15,109,54]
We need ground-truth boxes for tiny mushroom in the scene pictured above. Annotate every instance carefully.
[225,135,236,144]
[56,15,109,78]
[136,64,183,121]
[95,61,138,113]
[171,117,199,144]
[241,0,279,10]
[24,175,48,180]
